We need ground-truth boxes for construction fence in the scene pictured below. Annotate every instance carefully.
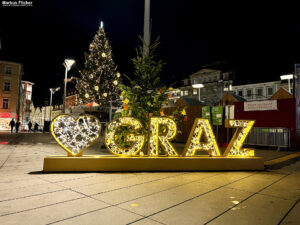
[245,127,290,149]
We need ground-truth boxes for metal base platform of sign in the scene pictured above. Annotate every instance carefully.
[43,156,264,172]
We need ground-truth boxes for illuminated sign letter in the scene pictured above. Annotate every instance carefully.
[223,120,254,157]
[105,117,145,156]
[148,117,178,156]
[50,114,102,157]
[182,118,220,157]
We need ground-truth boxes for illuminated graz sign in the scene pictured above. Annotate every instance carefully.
[46,114,263,171]
[50,115,254,158]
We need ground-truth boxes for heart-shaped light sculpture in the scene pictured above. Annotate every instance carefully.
[50,114,101,156]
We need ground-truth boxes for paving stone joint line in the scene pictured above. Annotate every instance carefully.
[277,198,300,225]
[203,172,292,224]
[126,173,258,225]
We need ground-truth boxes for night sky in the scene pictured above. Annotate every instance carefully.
[1,0,300,106]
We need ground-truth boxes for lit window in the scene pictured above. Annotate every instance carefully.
[247,89,252,98]
[26,92,32,100]
[26,85,32,92]
[4,82,10,91]
[180,91,183,96]
[256,88,263,97]
[5,66,12,74]
[193,89,198,95]
[184,90,189,96]
[223,73,228,80]
[2,99,8,109]
[267,87,273,96]
[193,79,197,84]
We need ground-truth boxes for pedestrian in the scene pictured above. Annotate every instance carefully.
[9,119,15,133]
[15,119,20,133]
[34,123,39,133]
[28,121,32,132]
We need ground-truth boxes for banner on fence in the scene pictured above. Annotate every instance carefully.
[244,100,277,111]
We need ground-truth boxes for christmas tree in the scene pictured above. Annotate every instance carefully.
[118,38,185,152]
[76,22,121,105]
[121,38,168,123]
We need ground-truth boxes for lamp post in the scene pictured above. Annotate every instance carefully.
[192,83,204,102]
[43,99,49,132]
[223,82,232,144]
[143,0,151,56]
[49,87,60,121]
[280,74,293,93]
[63,59,75,113]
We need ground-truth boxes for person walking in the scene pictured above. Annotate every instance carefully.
[28,121,32,132]
[34,123,39,133]
[15,119,20,133]
[9,119,15,133]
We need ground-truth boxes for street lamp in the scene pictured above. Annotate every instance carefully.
[192,83,204,102]
[63,59,75,113]
[49,87,60,121]
[143,0,151,56]
[280,74,293,93]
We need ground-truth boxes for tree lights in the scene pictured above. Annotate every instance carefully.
[76,21,121,105]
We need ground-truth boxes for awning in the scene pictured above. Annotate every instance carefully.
[85,102,100,107]
[0,113,11,118]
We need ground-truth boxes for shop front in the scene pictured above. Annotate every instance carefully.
[0,113,16,131]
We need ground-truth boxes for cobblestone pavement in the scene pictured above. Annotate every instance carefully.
[0,132,299,225]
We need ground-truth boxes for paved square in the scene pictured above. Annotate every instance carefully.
[0,133,299,224]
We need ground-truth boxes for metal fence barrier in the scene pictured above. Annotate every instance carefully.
[244,127,290,149]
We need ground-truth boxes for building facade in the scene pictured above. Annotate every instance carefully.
[66,89,78,110]
[20,80,34,126]
[179,69,233,105]
[0,61,23,130]
[171,68,292,106]
[232,81,290,102]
